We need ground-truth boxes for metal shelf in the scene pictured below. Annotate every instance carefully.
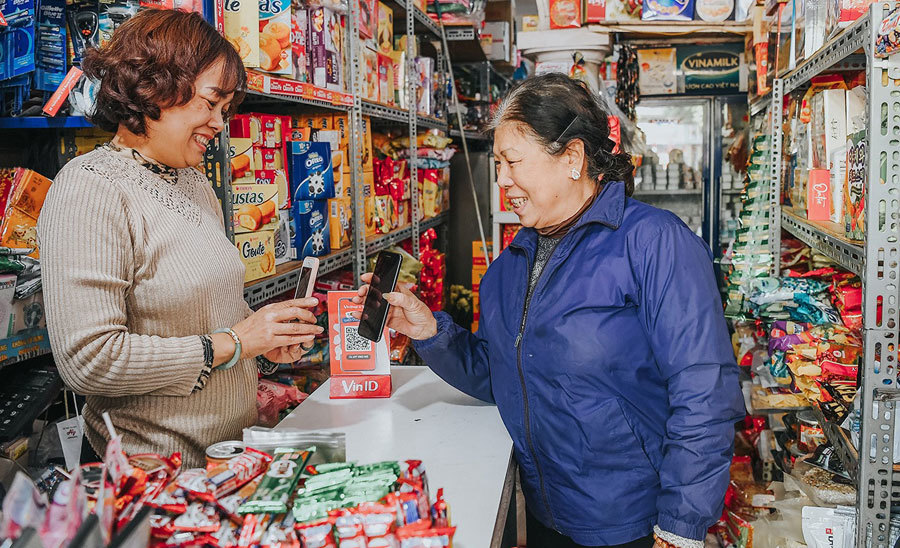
[781,208,864,276]
[587,20,752,38]
[383,0,442,38]
[244,249,354,307]
[450,128,490,141]
[445,25,487,63]
[749,93,770,117]
[244,90,350,111]
[633,188,702,196]
[362,101,412,124]
[244,71,353,111]
[0,116,92,129]
[811,406,859,481]
[421,212,448,231]
[782,17,869,94]
[365,226,414,255]
[417,114,449,131]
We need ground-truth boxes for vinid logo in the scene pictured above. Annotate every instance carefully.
[340,379,380,393]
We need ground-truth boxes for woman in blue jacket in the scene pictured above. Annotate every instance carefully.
[356,73,745,548]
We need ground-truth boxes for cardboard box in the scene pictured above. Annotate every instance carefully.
[259,0,291,74]
[328,197,352,250]
[0,274,16,337]
[390,50,407,109]
[274,210,293,265]
[290,141,335,201]
[482,22,510,62]
[292,199,331,257]
[807,169,831,221]
[8,169,51,221]
[844,130,866,240]
[823,89,847,224]
[230,137,255,183]
[415,57,433,116]
[308,6,341,88]
[261,114,291,148]
[327,291,391,399]
[294,113,332,131]
[376,1,393,54]
[291,3,308,82]
[0,208,39,258]
[365,47,379,101]
[232,183,280,233]
[254,169,290,210]
[472,240,493,266]
[358,0,377,39]
[224,0,259,67]
[235,230,276,282]
[584,0,606,22]
[549,0,582,28]
[9,292,45,335]
[377,53,394,105]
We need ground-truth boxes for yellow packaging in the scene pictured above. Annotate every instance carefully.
[253,169,290,210]
[364,48,379,102]
[232,184,280,233]
[364,172,376,237]
[328,197,352,250]
[333,114,349,153]
[332,150,346,197]
[294,114,332,131]
[389,50,406,109]
[362,116,374,172]
[259,0,291,74]
[229,137,255,183]
[225,0,259,67]
[373,195,396,234]
[422,177,438,217]
[377,2,393,55]
[235,230,276,282]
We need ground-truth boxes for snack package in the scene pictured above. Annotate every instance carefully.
[224,0,259,67]
[291,3,309,82]
[238,448,312,514]
[801,506,855,548]
[292,200,331,258]
[232,184,280,233]
[259,0,291,74]
[844,129,866,240]
[290,141,335,201]
[548,0,582,27]
[235,230,276,282]
[642,0,694,19]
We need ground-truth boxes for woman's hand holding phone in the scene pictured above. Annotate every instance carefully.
[353,273,438,340]
[227,298,324,364]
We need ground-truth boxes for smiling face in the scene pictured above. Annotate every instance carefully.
[118,58,235,169]
[493,121,592,229]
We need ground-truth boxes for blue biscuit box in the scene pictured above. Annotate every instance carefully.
[292,199,331,258]
[290,141,335,201]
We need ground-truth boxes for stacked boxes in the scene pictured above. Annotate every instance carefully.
[289,140,335,258]
[471,240,492,332]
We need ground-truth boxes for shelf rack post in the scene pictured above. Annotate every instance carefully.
[408,0,421,258]
[856,4,900,545]
[768,78,783,276]
[349,0,366,285]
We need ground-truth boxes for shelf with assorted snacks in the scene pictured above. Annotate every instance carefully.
[734,4,900,542]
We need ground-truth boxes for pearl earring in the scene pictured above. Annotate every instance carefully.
[571,168,580,180]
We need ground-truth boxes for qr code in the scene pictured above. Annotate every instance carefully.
[344,325,372,352]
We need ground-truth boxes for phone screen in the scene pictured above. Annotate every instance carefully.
[357,251,402,342]
[294,265,314,299]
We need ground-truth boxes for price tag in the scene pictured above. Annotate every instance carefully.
[0,13,7,26]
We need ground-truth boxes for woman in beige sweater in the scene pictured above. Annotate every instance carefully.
[36,10,320,467]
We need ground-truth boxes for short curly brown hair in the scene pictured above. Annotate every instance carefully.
[82,9,247,135]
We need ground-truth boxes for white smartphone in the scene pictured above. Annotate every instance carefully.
[294,257,320,299]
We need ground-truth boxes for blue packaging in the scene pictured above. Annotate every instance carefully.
[641,0,694,20]
[34,0,66,92]
[289,141,335,201]
[292,199,331,258]
[0,0,36,82]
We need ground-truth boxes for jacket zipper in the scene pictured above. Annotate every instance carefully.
[514,243,560,530]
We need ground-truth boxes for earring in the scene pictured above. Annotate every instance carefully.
[571,168,581,180]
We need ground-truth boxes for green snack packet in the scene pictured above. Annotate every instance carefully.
[305,462,355,476]
[238,447,312,515]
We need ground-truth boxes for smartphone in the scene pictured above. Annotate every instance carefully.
[294,257,320,299]
[357,251,402,342]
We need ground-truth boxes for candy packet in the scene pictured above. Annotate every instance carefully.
[239,448,313,514]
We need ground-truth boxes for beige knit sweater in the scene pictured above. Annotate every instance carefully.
[37,146,257,467]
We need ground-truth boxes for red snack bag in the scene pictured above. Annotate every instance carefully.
[394,526,456,548]
[173,502,221,533]
[296,518,338,548]
[117,469,170,530]
[176,468,216,503]
[430,489,449,529]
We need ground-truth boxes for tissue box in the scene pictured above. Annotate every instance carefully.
[290,141,335,201]
[292,199,331,257]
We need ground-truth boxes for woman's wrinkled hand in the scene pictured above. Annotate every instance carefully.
[352,273,438,340]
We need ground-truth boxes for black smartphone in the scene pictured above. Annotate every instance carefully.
[357,251,403,342]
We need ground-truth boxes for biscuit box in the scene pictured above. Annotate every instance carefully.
[328,197,352,250]
[235,230,276,282]
[232,184,280,233]
[255,169,290,210]
[229,133,255,183]
[273,209,293,265]
[290,141,335,201]
[292,199,331,257]
[224,0,259,67]
[327,290,391,399]
[259,0,291,74]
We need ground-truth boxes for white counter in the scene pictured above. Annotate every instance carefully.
[276,366,515,548]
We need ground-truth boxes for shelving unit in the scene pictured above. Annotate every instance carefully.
[749,5,900,544]
[200,0,455,297]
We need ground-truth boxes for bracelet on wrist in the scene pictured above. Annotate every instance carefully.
[213,328,242,370]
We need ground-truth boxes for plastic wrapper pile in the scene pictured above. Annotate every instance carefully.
[0,437,455,548]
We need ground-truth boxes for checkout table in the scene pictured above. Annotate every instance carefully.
[276,366,516,548]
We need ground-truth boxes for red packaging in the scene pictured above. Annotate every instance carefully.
[172,503,221,533]
[358,0,377,38]
[585,0,605,21]
[394,526,456,547]
[549,0,582,28]
[207,447,272,499]
[295,519,337,548]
